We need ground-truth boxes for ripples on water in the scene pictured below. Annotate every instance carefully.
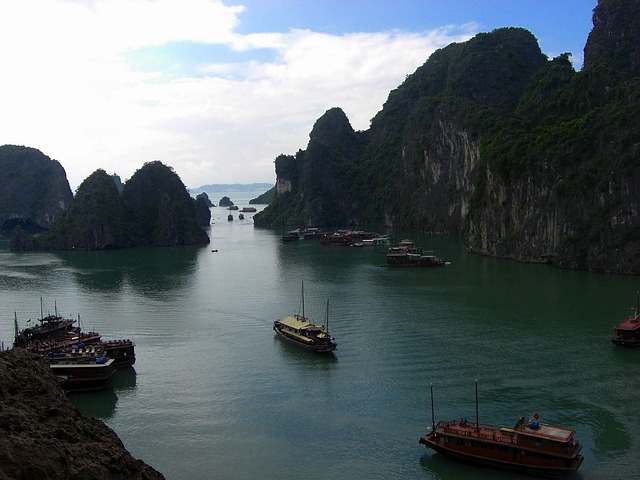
[1,199,639,479]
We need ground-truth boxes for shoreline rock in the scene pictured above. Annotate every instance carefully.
[0,348,165,480]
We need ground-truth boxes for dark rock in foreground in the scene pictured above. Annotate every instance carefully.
[0,348,165,480]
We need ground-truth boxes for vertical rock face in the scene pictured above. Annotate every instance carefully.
[122,161,210,247]
[465,0,640,273]
[0,145,73,233]
[194,192,212,227]
[583,0,640,76]
[258,2,640,273]
[0,348,165,479]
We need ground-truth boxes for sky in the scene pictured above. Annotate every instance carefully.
[0,0,596,191]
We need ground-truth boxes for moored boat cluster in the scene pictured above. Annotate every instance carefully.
[12,302,135,392]
[282,229,449,267]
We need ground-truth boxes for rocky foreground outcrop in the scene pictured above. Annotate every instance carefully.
[0,348,165,480]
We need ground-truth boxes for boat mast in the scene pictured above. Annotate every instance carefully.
[301,281,305,319]
[325,299,330,333]
[430,384,435,432]
[475,379,479,431]
[13,312,18,346]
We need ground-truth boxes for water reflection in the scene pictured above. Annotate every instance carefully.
[55,246,202,296]
[68,387,118,419]
[68,368,137,420]
[274,336,339,366]
[112,367,137,391]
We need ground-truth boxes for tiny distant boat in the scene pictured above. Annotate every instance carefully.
[228,205,239,210]
[241,207,257,212]
[387,240,446,267]
[612,292,640,347]
[419,383,584,477]
[273,281,337,353]
[282,229,301,242]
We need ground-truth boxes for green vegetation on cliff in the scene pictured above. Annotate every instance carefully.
[122,161,210,247]
[254,0,640,274]
[11,161,209,251]
[0,145,73,233]
[249,185,275,205]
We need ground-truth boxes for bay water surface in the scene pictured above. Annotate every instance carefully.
[1,191,639,480]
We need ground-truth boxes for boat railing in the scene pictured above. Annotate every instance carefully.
[438,420,519,445]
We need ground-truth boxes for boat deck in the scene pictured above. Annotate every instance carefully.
[438,419,576,444]
[613,315,640,331]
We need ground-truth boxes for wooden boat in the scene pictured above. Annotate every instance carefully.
[282,229,301,242]
[14,302,135,369]
[419,384,584,477]
[13,303,101,352]
[98,339,136,368]
[241,207,257,212]
[47,340,135,369]
[273,282,337,353]
[387,240,446,267]
[612,292,640,347]
[49,355,116,392]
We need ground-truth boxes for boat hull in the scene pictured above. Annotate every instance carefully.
[611,337,640,347]
[420,425,583,479]
[387,254,445,267]
[50,358,116,392]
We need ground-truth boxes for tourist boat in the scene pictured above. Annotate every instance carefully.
[273,282,337,353]
[98,339,136,368]
[13,302,136,369]
[49,354,116,392]
[387,240,446,267]
[419,383,584,477]
[612,293,640,347]
[13,303,101,352]
[241,206,257,212]
[282,229,301,242]
[320,232,353,246]
[47,340,136,369]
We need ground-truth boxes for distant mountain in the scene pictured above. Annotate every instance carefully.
[190,183,273,193]
[0,145,73,233]
[12,161,210,251]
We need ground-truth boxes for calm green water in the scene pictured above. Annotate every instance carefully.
[1,192,639,480]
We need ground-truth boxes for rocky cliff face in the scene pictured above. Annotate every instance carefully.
[466,0,640,273]
[10,161,210,251]
[256,0,640,274]
[0,348,165,480]
[0,145,73,233]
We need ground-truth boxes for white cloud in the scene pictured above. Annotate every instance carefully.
[0,0,474,190]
